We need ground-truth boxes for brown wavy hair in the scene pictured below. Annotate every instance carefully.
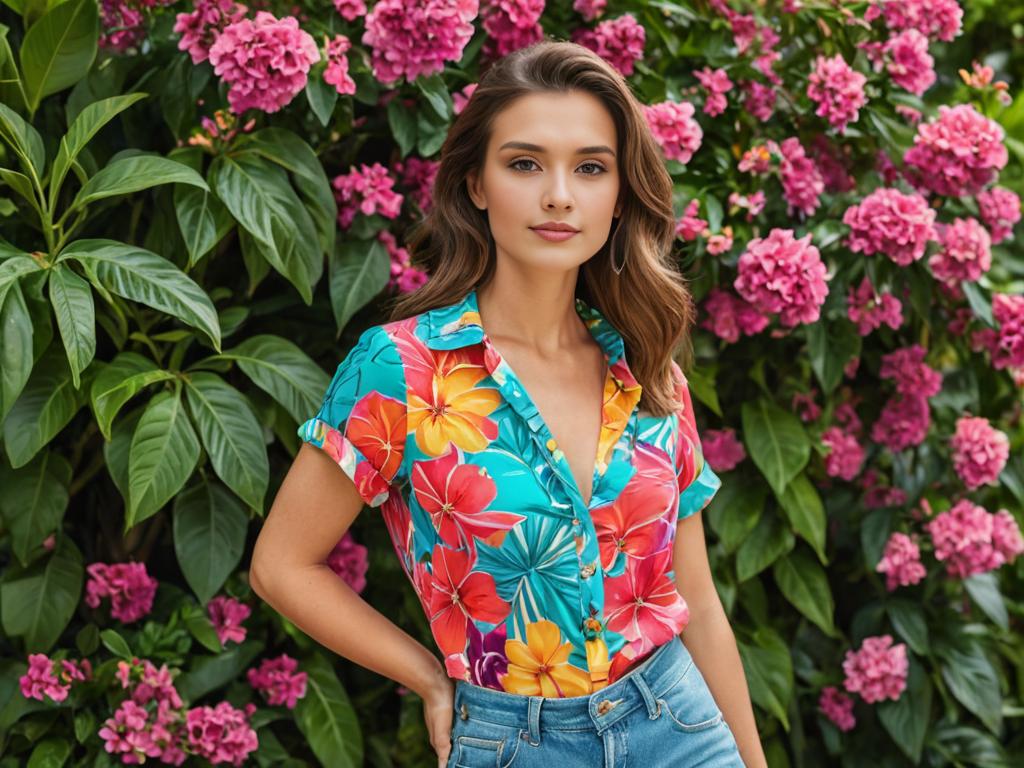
[385,38,697,418]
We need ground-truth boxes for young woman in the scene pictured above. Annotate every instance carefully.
[251,39,766,768]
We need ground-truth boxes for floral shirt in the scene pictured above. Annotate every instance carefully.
[297,287,721,697]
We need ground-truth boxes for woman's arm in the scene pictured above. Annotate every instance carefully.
[674,511,767,768]
[250,444,454,765]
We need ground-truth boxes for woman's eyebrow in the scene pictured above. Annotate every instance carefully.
[498,141,616,157]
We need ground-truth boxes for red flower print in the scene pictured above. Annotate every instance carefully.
[428,545,510,657]
[411,447,525,550]
[346,390,407,482]
[603,546,690,656]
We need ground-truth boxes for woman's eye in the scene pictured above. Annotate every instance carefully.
[509,159,607,175]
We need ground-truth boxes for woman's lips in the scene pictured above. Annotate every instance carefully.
[530,228,579,242]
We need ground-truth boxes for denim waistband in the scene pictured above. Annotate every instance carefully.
[452,636,693,735]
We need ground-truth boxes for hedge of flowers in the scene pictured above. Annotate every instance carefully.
[0,0,1022,766]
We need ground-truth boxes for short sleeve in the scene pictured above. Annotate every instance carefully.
[672,364,721,521]
[297,325,408,508]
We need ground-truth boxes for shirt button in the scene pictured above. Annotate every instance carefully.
[580,562,597,578]
[571,518,580,526]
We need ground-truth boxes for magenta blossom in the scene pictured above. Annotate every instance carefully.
[85,561,158,623]
[842,635,908,703]
[733,228,829,327]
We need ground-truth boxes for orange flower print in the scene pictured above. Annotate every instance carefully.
[500,620,593,697]
[603,547,690,656]
[428,545,510,657]
[596,358,643,470]
[334,390,406,482]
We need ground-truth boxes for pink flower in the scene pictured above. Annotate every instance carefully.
[792,390,821,422]
[481,0,545,60]
[706,227,734,255]
[326,530,370,593]
[778,137,824,217]
[700,289,770,343]
[927,499,1024,579]
[950,416,1010,490]
[870,394,931,452]
[186,701,258,766]
[117,658,184,709]
[99,699,166,764]
[842,187,936,266]
[729,190,766,221]
[332,162,404,229]
[643,100,703,165]
[822,427,864,481]
[324,34,357,96]
[734,228,829,327]
[573,0,606,21]
[809,135,855,194]
[819,686,856,731]
[207,596,252,646]
[989,293,1024,371]
[361,0,479,86]
[85,561,158,623]
[20,654,72,703]
[571,13,645,77]
[173,0,247,65]
[904,104,1008,197]
[247,655,308,709]
[394,156,440,214]
[208,12,320,114]
[879,345,942,398]
[381,229,430,293]
[846,276,903,336]
[333,0,367,21]
[976,186,1021,244]
[884,28,935,95]
[877,0,963,42]
[740,80,776,121]
[929,217,992,284]
[452,83,478,115]
[695,66,734,117]
[701,428,746,473]
[806,54,867,133]
[676,199,708,241]
[835,401,863,435]
[876,532,927,590]
[842,635,908,703]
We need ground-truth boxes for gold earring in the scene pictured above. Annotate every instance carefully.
[609,218,625,275]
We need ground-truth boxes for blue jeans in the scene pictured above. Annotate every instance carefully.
[446,635,744,767]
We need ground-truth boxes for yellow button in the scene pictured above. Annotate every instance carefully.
[546,438,557,451]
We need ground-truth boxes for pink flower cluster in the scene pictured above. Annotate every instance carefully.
[695,67,734,117]
[842,187,936,266]
[741,80,776,121]
[332,162,405,229]
[991,294,1024,370]
[883,29,935,96]
[333,0,367,21]
[324,35,357,96]
[821,426,865,481]
[481,0,545,60]
[677,199,708,241]
[977,186,1021,244]
[394,156,441,214]
[871,345,940,452]
[729,190,767,221]
[927,499,1024,579]
[792,390,821,422]
[208,11,320,114]
[880,345,942,398]
[571,13,646,77]
[929,217,992,284]
[950,415,1009,490]
[806,54,867,133]
[871,0,964,42]
[174,0,248,65]
[85,561,158,623]
[818,685,856,731]
[875,532,927,590]
[778,137,824,217]
[842,635,908,704]
[99,699,187,765]
[207,595,251,646]
[903,104,1008,197]
[734,228,829,327]
[846,276,903,336]
[101,0,176,52]
[381,229,430,293]
[20,654,91,703]
[452,83,478,115]
[327,530,370,593]
[701,428,747,473]
[186,702,259,766]
[361,0,479,85]
[700,288,770,343]
[644,100,703,165]
[573,0,606,21]
[247,654,308,709]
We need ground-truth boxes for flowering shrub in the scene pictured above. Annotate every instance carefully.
[0,0,1022,766]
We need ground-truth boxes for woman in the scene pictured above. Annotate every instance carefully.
[251,39,766,768]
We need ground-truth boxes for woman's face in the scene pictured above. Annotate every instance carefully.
[466,90,623,275]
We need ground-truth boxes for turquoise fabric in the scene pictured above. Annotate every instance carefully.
[298,287,721,697]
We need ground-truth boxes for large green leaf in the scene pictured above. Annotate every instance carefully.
[90,352,174,440]
[172,478,248,604]
[103,405,141,506]
[878,657,931,765]
[48,263,95,388]
[771,548,836,636]
[737,627,793,730]
[214,335,330,424]
[0,450,71,568]
[963,572,1008,631]
[70,155,208,210]
[741,398,809,495]
[293,653,362,768]
[886,599,929,656]
[173,177,232,268]
[176,639,262,703]
[3,347,83,468]
[736,510,794,582]
[60,239,221,351]
[706,479,764,554]
[127,387,200,529]
[209,152,322,304]
[806,319,861,396]
[19,0,98,115]
[0,101,45,174]
[0,277,34,423]
[775,472,827,564]
[329,238,390,335]
[939,645,1003,735]
[0,535,83,652]
[184,372,268,511]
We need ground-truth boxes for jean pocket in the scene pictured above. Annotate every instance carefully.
[452,718,524,768]
[655,661,724,733]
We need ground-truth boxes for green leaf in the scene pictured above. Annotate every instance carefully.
[0,101,45,174]
[3,347,83,468]
[306,70,339,127]
[807,319,861,396]
[60,239,221,351]
[99,628,132,659]
[940,645,1003,735]
[103,405,141,505]
[736,511,795,582]
[70,155,209,210]
[387,97,417,158]
[180,600,223,653]
[737,627,793,730]
[0,277,34,424]
[963,572,1008,631]
[886,599,929,655]
[174,179,232,268]
[775,472,827,564]
[27,736,70,768]
[771,548,836,636]
[216,335,330,424]
[706,475,764,553]
[878,657,931,764]
[961,280,994,328]
[90,352,174,440]
[293,653,363,768]
[127,387,200,529]
[19,0,98,116]
[48,263,95,388]
[0,450,71,567]
[176,639,262,702]
[0,535,83,652]
[414,74,452,121]
[329,238,390,335]
[741,398,810,495]
[172,478,248,604]
[184,372,268,511]
[0,167,40,214]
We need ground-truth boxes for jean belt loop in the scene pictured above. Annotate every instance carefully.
[527,696,543,746]
[630,670,661,720]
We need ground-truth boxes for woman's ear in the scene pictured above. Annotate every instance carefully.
[466,170,486,210]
